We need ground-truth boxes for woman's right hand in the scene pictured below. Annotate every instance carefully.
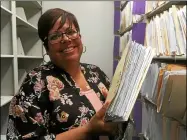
[85,101,118,136]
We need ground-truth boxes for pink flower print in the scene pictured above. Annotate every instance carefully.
[34,113,44,124]
[29,71,38,77]
[49,88,60,101]
[22,133,33,139]
[9,97,17,116]
[14,105,24,117]
[47,76,64,90]
[80,117,89,126]
[47,76,64,101]
[34,80,45,93]
[79,106,89,114]
[10,105,27,122]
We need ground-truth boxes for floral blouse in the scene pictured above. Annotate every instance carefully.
[6,61,127,140]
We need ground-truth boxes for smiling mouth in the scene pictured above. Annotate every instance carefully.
[61,46,75,53]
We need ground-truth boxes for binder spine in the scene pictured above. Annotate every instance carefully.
[113,1,121,74]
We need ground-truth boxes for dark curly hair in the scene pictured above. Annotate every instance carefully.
[37,8,80,50]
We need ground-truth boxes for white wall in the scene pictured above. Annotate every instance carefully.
[42,1,114,80]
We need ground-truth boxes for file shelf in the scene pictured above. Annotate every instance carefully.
[146,1,187,18]
[139,61,186,140]
[114,1,186,140]
[120,1,128,11]
[153,56,187,61]
[119,1,186,38]
[141,95,186,127]
[0,1,43,136]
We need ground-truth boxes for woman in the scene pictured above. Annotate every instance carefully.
[6,8,128,140]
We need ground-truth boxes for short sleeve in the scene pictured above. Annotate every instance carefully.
[6,70,56,140]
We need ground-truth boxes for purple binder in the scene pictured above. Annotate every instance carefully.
[114,9,120,34]
[113,36,120,57]
[132,23,146,45]
[133,100,142,134]
[132,1,146,15]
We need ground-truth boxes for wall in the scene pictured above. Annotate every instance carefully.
[42,1,114,80]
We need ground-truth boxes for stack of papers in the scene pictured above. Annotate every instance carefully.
[119,31,132,57]
[105,41,154,122]
[145,1,166,13]
[120,1,133,32]
[140,62,159,100]
[141,63,186,121]
[145,5,186,56]
[142,101,187,140]
[157,69,186,120]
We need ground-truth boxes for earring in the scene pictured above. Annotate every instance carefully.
[83,45,87,53]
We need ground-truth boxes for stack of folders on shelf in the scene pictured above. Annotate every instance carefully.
[120,1,133,32]
[142,101,187,140]
[119,31,132,57]
[145,1,166,13]
[104,40,155,122]
[141,63,186,124]
[145,5,186,56]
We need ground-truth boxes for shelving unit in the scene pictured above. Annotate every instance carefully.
[119,1,186,36]
[1,55,14,58]
[1,5,12,16]
[16,1,42,9]
[1,135,6,140]
[16,15,38,32]
[1,58,14,97]
[1,6,13,56]
[18,58,43,87]
[120,1,128,11]
[1,1,11,11]
[114,1,186,140]
[1,96,13,107]
[146,1,186,18]
[17,55,43,59]
[153,56,187,61]
[1,1,43,137]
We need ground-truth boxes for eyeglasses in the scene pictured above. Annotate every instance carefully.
[46,30,79,44]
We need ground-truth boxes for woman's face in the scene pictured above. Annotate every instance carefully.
[47,17,83,66]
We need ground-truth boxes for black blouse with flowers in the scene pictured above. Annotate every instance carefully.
[6,61,126,140]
